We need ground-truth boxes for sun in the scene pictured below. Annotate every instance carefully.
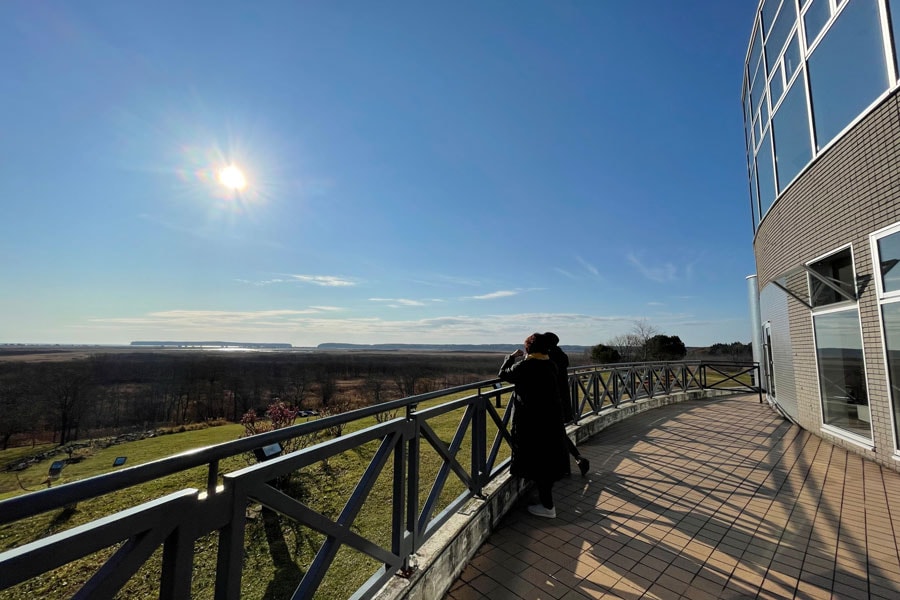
[218,165,247,191]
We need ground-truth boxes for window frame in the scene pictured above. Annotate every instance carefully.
[870,221,900,457]
[806,244,857,308]
[807,244,874,446]
[810,301,875,447]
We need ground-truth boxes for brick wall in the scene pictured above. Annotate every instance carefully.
[754,91,900,469]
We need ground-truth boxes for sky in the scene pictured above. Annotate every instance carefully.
[0,1,759,348]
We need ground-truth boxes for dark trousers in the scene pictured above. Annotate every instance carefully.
[537,479,554,508]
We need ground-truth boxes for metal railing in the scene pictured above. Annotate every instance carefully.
[0,360,759,599]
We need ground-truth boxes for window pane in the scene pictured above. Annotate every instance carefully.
[771,63,785,104]
[773,75,812,191]
[808,0,890,150]
[751,61,766,114]
[881,302,900,448]
[878,231,900,293]
[757,129,777,217]
[749,23,764,79]
[784,33,802,82]
[750,165,759,231]
[767,0,798,72]
[814,309,870,439]
[809,247,855,307]
[763,0,784,35]
[804,0,831,46]
[890,0,900,77]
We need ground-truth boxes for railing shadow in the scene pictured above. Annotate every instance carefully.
[473,396,900,599]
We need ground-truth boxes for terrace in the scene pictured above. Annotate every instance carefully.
[443,393,900,599]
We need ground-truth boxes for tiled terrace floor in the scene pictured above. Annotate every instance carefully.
[445,394,900,599]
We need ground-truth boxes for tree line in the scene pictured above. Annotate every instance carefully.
[588,320,752,364]
[0,351,502,450]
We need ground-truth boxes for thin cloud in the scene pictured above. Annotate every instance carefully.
[554,268,577,279]
[235,278,289,286]
[627,253,678,283]
[576,256,600,277]
[289,274,356,287]
[369,298,427,307]
[465,290,519,300]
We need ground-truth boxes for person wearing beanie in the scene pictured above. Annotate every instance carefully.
[499,332,569,518]
[545,332,590,477]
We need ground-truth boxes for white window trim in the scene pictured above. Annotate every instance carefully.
[808,244,875,443]
[871,221,900,300]
[871,222,900,453]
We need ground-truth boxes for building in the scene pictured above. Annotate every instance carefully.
[744,0,900,468]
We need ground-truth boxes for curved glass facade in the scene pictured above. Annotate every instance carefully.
[743,0,900,231]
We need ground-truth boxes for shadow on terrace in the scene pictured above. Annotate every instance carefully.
[446,394,900,599]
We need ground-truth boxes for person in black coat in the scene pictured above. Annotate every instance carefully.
[545,332,590,476]
[499,332,569,518]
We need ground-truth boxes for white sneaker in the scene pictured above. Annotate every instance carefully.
[527,504,556,518]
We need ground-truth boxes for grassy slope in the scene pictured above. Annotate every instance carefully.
[0,390,510,599]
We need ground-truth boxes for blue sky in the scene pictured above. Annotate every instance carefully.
[0,1,758,348]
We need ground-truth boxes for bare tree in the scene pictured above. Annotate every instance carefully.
[607,319,660,362]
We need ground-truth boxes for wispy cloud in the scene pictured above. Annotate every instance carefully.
[646,302,665,307]
[464,290,520,300]
[627,253,678,283]
[576,256,601,278]
[554,268,577,279]
[235,278,289,286]
[289,274,356,287]
[369,298,427,307]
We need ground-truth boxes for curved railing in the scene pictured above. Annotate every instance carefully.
[0,360,759,599]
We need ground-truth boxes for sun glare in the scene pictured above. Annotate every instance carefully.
[218,165,247,191]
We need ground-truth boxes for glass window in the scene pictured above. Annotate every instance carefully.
[757,129,777,217]
[804,0,831,47]
[749,23,764,80]
[749,165,759,231]
[751,61,767,114]
[755,112,764,148]
[767,0,798,73]
[808,0,890,150]
[773,76,812,191]
[809,247,855,307]
[881,302,900,448]
[771,63,785,104]
[814,308,871,439]
[763,0,784,35]
[784,33,802,82]
[890,0,900,77]
[877,230,900,293]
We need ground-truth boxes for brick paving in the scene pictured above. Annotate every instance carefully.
[444,394,900,599]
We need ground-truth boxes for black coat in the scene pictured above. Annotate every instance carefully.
[548,346,574,423]
[499,354,569,482]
